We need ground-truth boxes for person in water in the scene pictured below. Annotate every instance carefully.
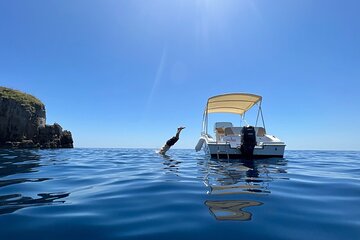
[159,127,185,154]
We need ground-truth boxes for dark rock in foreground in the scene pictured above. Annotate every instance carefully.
[0,87,73,149]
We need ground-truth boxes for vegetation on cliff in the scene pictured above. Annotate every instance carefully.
[0,87,44,112]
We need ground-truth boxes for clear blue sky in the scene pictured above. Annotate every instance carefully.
[1,0,359,150]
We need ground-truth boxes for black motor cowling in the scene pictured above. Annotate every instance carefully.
[240,126,256,157]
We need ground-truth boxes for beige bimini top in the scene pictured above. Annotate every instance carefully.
[206,93,262,115]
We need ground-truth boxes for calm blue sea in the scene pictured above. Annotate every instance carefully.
[0,149,359,240]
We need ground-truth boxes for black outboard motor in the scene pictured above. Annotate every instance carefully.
[240,126,257,158]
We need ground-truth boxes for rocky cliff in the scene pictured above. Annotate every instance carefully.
[0,87,73,148]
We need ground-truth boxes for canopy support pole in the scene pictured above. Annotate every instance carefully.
[201,107,206,134]
[255,103,260,127]
[205,102,209,135]
[259,101,266,130]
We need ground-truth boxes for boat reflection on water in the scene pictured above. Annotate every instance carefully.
[199,157,288,221]
[205,200,262,221]
[0,149,70,215]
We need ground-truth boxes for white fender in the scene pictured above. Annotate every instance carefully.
[195,138,205,152]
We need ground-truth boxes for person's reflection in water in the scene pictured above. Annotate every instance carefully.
[200,157,288,221]
[161,154,181,177]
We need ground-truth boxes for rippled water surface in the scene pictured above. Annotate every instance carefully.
[0,149,359,240]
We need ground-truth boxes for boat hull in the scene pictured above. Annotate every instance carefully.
[204,142,285,159]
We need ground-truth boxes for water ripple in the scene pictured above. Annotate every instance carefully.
[0,149,359,240]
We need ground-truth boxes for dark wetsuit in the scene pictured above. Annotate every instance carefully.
[166,136,179,147]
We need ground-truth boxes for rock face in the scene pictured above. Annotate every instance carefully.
[0,87,73,149]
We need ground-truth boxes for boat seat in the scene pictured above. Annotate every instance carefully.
[214,122,233,142]
[216,128,225,134]
[256,127,266,137]
[215,128,225,142]
[224,127,242,136]
[232,127,242,135]
[224,127,234,136]
[214,122,233,132]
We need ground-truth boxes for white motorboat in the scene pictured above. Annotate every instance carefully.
[195,93,285,159]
